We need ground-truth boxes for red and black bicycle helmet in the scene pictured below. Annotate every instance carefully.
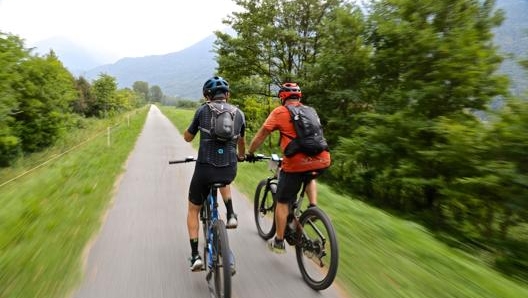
[203,76,230,98]
[278,82,302,102]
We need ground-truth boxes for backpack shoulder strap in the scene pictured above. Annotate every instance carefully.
[206,102,221,112]
[199,103,217,135]
[285,104,299,115]
[209,102,237,114]
[226,104,240,139]
[227,104,238,116]
[280,104,299,141]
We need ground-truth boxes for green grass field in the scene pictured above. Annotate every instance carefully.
[160,105,528,298]
[0,107,149,298]
[1,105,527,298]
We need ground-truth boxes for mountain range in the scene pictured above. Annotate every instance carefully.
[494,0,528,96]
[35,0,527,100]
[78,35,218,100]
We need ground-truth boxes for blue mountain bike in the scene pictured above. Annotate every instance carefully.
[169,157,232,298]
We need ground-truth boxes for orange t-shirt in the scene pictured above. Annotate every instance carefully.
[262,102,331,173]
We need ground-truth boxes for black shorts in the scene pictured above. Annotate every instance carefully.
[275,170,324,204]
[188,162,237,205]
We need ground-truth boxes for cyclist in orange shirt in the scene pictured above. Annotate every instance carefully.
[247,82,330,253]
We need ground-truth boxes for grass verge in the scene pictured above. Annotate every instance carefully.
[0,107,149,298]
[160,105,528,298]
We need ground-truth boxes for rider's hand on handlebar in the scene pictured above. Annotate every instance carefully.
[245,153,257,163]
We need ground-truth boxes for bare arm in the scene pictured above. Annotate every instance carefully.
[248,126,271,154]
[237,136,246,159]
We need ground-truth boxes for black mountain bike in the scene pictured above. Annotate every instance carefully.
[169,157,232,298]
[252,153,339,291]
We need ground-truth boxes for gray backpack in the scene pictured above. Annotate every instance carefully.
[201,102,238,142]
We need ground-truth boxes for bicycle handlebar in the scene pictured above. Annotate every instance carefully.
[169,154,281,164]
[247,153,282,162]
[168,156,196,164]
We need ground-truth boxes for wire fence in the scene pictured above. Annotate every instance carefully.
[0,112,136,189]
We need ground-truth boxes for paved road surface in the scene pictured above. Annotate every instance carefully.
[73,105,349,298]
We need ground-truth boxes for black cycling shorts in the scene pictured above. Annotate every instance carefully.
[275,170,323,204]
[188,162,237,205]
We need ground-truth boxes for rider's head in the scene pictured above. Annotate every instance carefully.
[278,82,302,105]
[203,76,230,101]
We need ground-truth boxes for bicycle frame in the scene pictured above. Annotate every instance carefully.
[169,157,232,298]
[258,153,309,228]
[252,153,339,290]
[203,183,222,271]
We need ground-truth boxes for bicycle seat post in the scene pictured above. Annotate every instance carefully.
[211,185,218,209]
[210,183,227,216]
[293,176,311,216]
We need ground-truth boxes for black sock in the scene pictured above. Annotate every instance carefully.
[224,198,234,216]
[190,238,199,256]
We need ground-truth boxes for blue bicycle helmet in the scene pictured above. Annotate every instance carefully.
[203,76,230,98]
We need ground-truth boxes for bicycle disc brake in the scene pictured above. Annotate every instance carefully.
[303,238,326,267]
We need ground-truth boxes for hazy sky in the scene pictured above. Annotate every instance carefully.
[0,0,239,62]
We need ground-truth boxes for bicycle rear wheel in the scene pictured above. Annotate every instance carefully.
[295,207,339,291]
[254,179,277,240]
[212,220,231,298]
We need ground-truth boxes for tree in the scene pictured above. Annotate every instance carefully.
[0,32,28,165]
[366,0,507,116]
[133,81,149,102]
[12,50,77,152]
[215,0,344,97]
[72,76,94,116]
[149,85,163,102]
[306,4,371,146]
[429,96,528,281]
[115,88,140,111]
[333,0,509,223]
[92,74,118,117]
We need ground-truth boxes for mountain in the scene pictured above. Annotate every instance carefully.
[80,35,218,100]
[494,0,528,96]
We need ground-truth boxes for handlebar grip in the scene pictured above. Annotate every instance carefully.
[168,160,184,164]
[168,156,196,164]
[246,153,281,162]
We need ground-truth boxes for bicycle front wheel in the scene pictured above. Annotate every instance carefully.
[295,207,339,291]
[213,220,231,298]
[254,179,277,240]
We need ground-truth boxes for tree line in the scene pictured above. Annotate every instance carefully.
[0,32,166,167]
[215,0,527,278]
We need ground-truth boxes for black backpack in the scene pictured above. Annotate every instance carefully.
[200,102,239,142]
[283,104,329,157]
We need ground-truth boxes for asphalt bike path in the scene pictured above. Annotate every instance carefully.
[73,105,349,298]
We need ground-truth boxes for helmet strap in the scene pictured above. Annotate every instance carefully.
[282,97,300,105]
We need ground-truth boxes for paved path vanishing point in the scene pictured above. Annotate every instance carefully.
[72,105,349,298]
